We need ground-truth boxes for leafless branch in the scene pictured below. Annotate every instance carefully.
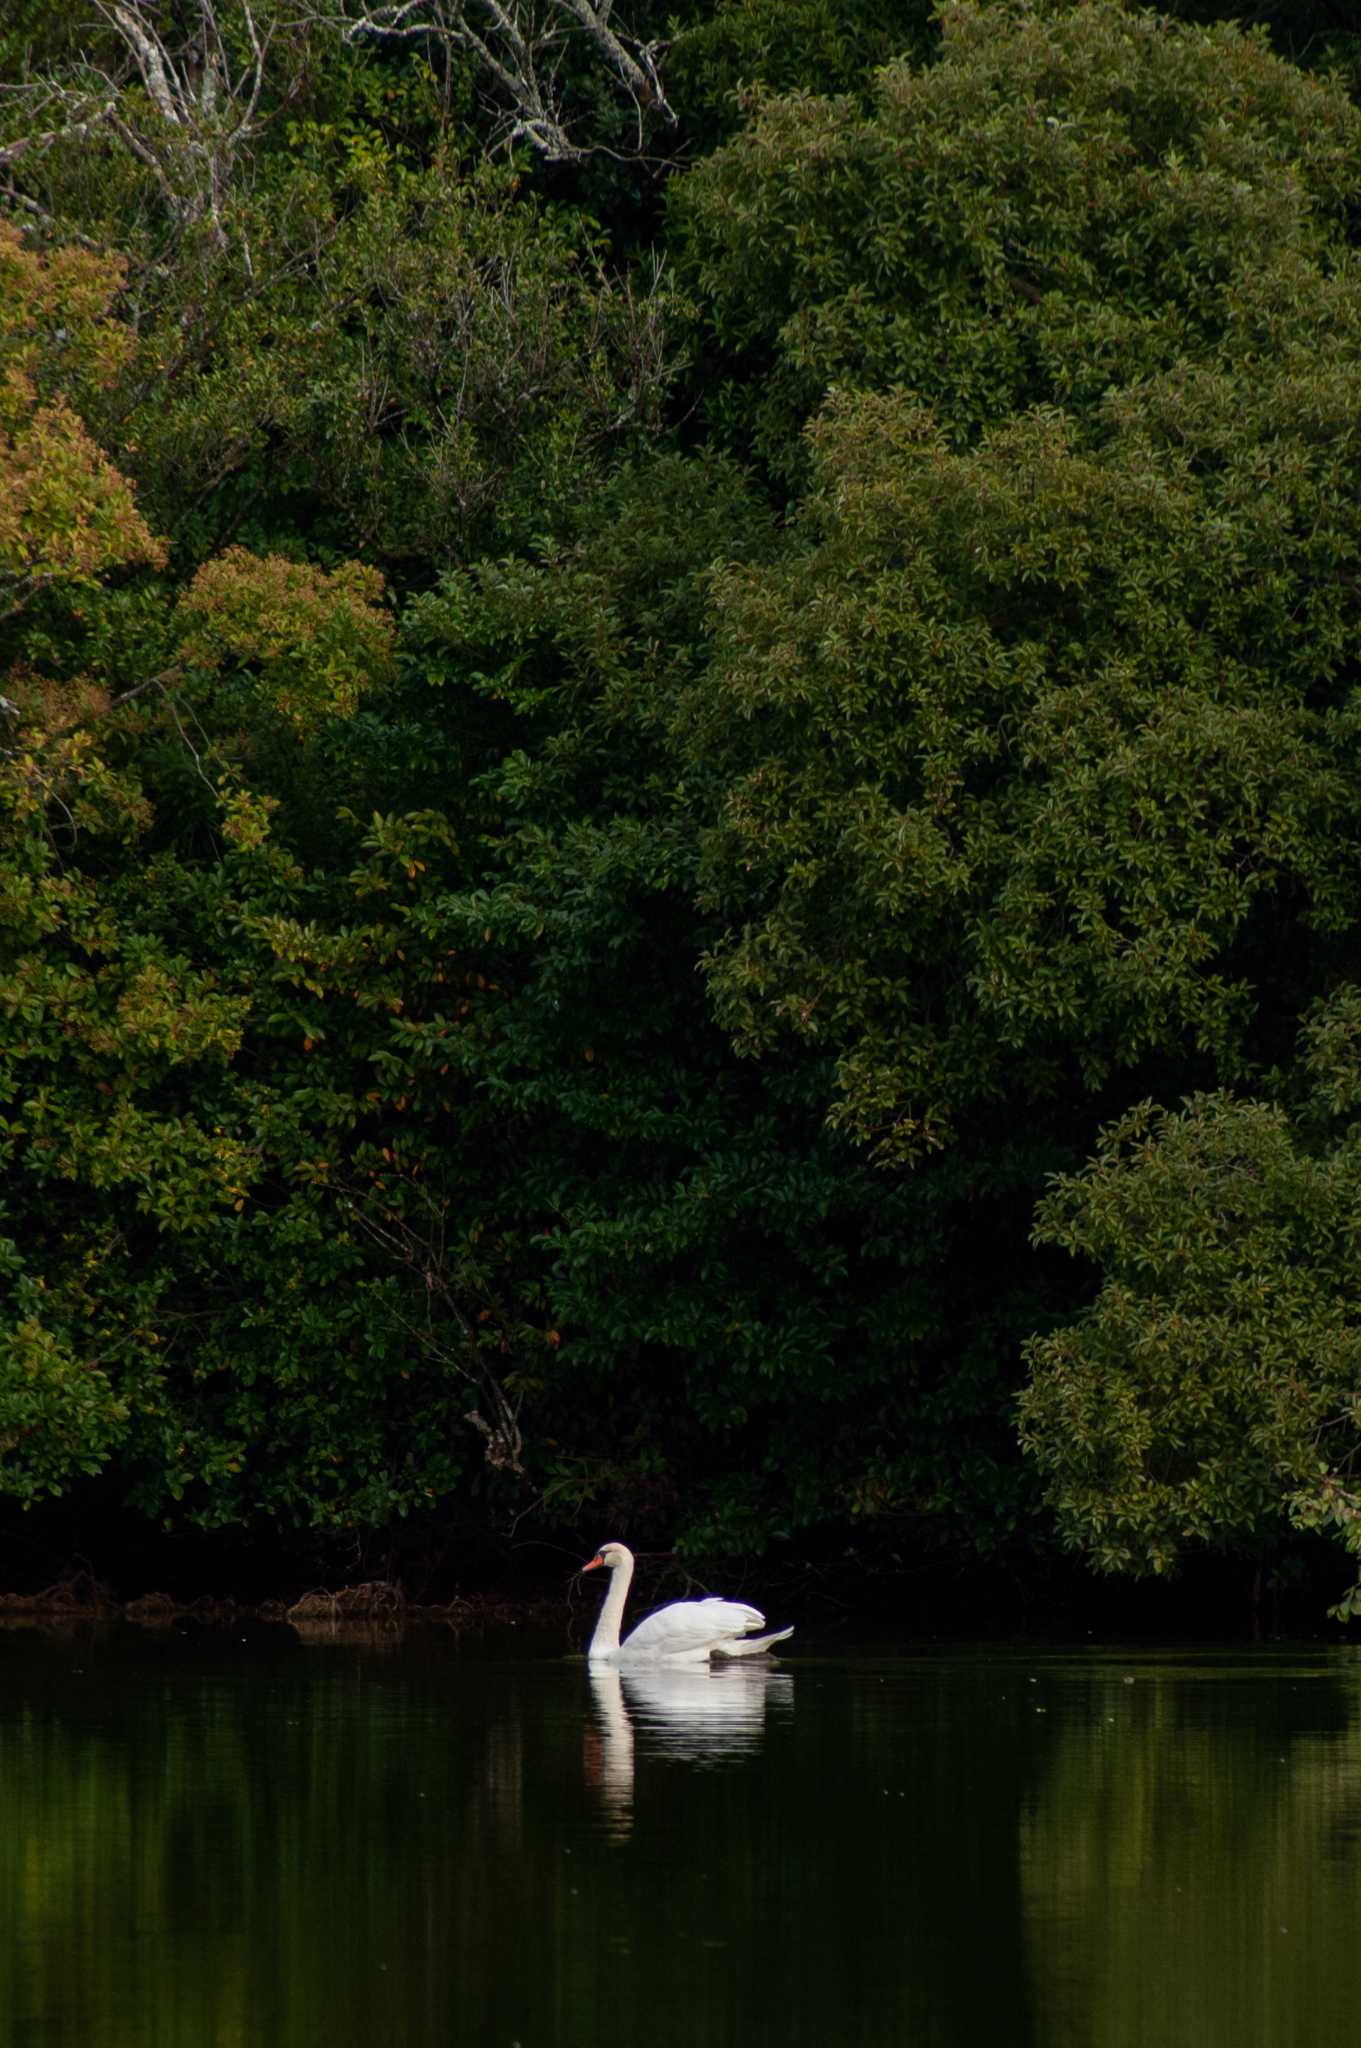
[1,1,277,258]
[329,0,677,163]
[108,4,184,127]
[108,665,184,710]
[1,0,678,269]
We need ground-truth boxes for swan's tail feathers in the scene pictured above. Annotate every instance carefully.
[714,1625,794,1658]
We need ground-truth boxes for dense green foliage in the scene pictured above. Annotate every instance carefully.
[3,0,1361,1607]
[1020,992,1361,1617]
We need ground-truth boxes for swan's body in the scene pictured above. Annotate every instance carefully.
[582,1541,793,1665]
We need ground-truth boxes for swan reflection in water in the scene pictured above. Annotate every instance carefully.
[584,1663,794,1838]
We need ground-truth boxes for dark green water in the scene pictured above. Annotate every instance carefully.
[2,1626,1359,2047]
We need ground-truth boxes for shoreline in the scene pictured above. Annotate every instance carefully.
[0,1576,574,1633]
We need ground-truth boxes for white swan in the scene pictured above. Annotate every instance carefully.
[582,1541,793,1665]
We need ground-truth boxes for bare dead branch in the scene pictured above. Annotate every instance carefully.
[109,666,185,710]
[2,2,275,258]
[1,0,677,273]
[106,4,184,126]
[330,0,677,163]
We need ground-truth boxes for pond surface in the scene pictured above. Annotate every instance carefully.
[2,1625,1359,2047]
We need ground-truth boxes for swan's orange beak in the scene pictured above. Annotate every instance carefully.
[582,1554,603,1572]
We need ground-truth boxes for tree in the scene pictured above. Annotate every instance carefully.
[393,451,1047,1560]
[0,206,559,1530]
[0,0,682,1556]
[0,223,164,622]
[330,0,679,163]
[671,0,1361,1163]
[11,0,1361,1591]
[668,0,930,151]
[1019,990,1361,1618]
[0,0,684,234]
[673,0,1361,480]
[0,1,283,253]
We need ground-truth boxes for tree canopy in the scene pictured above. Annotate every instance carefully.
[4,0,1361,1612]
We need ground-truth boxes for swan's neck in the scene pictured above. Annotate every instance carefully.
[588,1553,634,1660]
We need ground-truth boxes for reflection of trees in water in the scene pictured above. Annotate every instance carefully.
[1018,1657,1361,2048]
[0,1627,565,2044]
[14,1637,1356,2048]
[0,1633,1051,2048]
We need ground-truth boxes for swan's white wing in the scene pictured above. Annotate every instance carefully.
[620,1596,766,1660]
